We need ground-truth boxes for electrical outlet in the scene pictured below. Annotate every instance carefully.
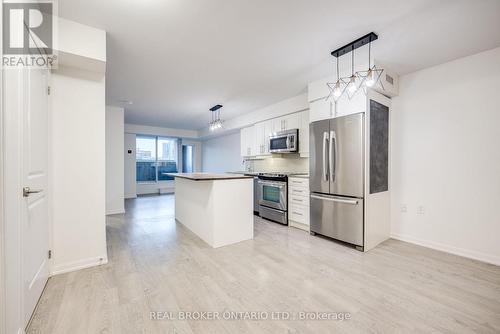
[400,205,407,213]
[417,206,425,215]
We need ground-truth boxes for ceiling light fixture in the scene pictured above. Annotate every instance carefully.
[209,104,224,131]
[356,37,384,94]
[326,56,347,102]
[326,32,383,101]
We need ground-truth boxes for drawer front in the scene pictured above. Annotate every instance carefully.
[289,177,309,189]
[289,203,310,225]
[289,187,308,198]
[290,193,308,206]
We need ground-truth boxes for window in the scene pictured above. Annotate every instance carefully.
[136,136,178,182]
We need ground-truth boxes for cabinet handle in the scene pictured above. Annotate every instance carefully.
[293,189,304,193]
[293,211,303,216]
[293,198,304,202]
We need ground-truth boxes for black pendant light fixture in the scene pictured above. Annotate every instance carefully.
[326,32,384,101]
[209,104,223,131]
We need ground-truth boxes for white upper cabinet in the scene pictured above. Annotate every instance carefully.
[299,110,309,157]
[334,91,366,117]
[254,120,273,156]
[240,126,255,157]
[272,113,300,132]
[309,98,332,123]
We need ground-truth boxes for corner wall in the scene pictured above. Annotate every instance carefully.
[50,67,107,274]
[391,46,500,265]
[106,106,124,214]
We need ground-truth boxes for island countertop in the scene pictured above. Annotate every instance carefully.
[165,173,253,181]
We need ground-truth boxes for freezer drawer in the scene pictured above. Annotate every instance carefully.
[310,193,364,246]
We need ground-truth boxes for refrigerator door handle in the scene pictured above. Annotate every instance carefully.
[329,130,337,183]
[310,194,359,205]
[322,132,329,181]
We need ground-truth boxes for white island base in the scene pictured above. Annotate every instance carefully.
[172,174,254,248]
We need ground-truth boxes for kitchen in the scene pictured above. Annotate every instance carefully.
[4,1,500,334]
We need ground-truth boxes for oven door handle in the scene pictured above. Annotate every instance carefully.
[258,180,286,188]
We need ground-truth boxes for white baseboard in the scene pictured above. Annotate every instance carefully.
[50,255,108,276]
[106,208,125,215]
[391,233,500,266]
[125,193,137,199]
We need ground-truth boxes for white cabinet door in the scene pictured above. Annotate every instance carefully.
[273,113,300,132]
[254,122,266,156]
[309,99,332,122]
[335,91,366,117]
[299,110,309,157]
[262,120,273,155]
[283,113,300,130]
[240,126,255,157]
[240,128,247,157]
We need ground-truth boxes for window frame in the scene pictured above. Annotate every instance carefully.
[136,135,179,184]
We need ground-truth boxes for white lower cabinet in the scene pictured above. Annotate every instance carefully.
[288,177,310,231]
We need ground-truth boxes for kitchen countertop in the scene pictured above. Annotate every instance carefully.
[288,173,309,179]
[165,173,253,181]
[229,171,309,178]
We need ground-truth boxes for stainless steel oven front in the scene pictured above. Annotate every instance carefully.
[258,179,287,211]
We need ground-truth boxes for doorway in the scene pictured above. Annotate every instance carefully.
[182,145,194,173]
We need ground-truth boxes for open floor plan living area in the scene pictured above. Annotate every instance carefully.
[1,1,500,333]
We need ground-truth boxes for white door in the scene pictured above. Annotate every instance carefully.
[21,67,50,326]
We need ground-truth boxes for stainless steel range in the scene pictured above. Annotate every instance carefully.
[257,173,288,225]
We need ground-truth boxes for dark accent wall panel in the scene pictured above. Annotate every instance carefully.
[369,100,389,194]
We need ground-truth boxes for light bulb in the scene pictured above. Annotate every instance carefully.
[348,76,357,93]
[333,82,342,98]
[365,70,375,87]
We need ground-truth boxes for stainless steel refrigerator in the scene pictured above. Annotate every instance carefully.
[309,112,365,248]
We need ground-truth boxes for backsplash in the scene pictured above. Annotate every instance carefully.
[244,156,309,173]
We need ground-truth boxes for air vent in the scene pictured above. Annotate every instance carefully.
[385,74,394,85]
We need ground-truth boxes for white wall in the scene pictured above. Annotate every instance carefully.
[202,132,243,173]
[105,106,124,214]
[391,46,500,265]
[50,66,107,274]
[124,133,137,199]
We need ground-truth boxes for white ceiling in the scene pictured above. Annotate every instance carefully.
[59,0,500,130]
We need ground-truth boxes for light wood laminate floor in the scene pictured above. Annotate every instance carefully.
[28,195,500,333]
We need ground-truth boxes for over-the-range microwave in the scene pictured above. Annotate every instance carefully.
[269,129,299,153]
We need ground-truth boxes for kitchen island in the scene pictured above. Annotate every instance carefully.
[166,173,254,248]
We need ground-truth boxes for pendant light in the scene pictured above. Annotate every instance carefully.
[326,32,384,101]
[356,37,384,94]
[209,104,223,131]
[326,56,347,102]
[346,47,359,99]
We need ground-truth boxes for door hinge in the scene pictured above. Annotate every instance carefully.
[47,86,51,95]
[48,250,52,259]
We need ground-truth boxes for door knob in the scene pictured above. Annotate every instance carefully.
[23,187,42,197]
